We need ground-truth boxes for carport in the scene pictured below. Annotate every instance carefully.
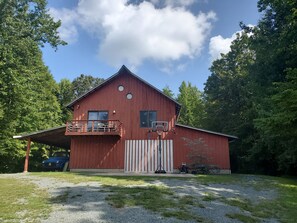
[13,126,70,172]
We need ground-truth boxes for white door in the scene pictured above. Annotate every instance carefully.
[124,140,173,173]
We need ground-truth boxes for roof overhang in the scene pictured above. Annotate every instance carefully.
[176,123,238,142]
[13,126,70,149]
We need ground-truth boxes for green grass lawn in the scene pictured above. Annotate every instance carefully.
[197,174,297,223]
[2,172,297,223]
[0,177,50,223]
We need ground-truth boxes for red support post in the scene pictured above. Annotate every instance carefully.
[23,138,31,173]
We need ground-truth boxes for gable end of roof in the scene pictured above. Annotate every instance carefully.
[66,65,181,114]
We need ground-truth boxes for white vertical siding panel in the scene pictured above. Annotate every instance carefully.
[163,140,167,171]
[139,140,142,172]
[148,140,151,172]
[145,141,147,172]
[166,140,171,172]
[137,140,140,172]
[162,140,168,171]
[150,140,153,172]
[136,140,139,172]
[124,140,173,173]
[129,140,131,172]
[154,140,158,172]
[132,140,135,172]
[124,141,127,172]
[142,140,145,172]
[168,140,171,172]
[170,140,173,172]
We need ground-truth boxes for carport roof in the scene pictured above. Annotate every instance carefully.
[13,126,70,149]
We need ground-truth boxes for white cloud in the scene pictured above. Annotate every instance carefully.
[165,0,195,7]
[50,0,216,69]
[209,24,255,62]
[49,8,79,44]
[208,34,236,61]
[149,0,195,7]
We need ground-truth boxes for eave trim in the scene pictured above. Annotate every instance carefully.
[175,123,238,141]
[13,125,66,140]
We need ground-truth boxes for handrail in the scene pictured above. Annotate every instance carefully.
[65,120,122,136]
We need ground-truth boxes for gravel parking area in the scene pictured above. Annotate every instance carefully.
[3,173,278,223]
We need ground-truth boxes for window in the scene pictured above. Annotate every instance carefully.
[88,111,108,121]
[140,111,157,128]
[88,111,108,130]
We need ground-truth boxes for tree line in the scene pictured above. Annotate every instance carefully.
[168,0,296,175]
[0,0,296,175]
[204,0,297,175]
[0,0,104,172]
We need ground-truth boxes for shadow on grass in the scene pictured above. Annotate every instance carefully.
[47,183,206,223]
[35,172,297,223]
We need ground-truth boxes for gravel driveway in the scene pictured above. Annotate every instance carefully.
[4,173,278,223]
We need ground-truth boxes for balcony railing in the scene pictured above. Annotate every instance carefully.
[65,120,122,136]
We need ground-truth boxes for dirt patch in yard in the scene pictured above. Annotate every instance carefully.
[1,173,279,223]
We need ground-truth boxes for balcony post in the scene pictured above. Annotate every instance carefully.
[23,138,31,173]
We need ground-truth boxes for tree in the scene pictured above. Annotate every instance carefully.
[72,74,104,98]
[248,0,297,175]
[177,81,205,128]
[56,75,105,123]
[0,0,65,172]
[162,85,175,99]
[204,32,256,173]
[203,0,297,175]
[57,79,73,122]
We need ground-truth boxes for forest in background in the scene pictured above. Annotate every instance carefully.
[0,0,296,175]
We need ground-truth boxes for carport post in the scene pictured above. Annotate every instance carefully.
[24,138,31,173]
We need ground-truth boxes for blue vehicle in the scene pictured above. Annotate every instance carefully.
[42,151,69,171]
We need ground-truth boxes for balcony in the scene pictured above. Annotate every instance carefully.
[65,120,122,137]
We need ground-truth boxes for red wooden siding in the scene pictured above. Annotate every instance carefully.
[171,126,230,170]
[69,136,124,169]
[72,71,176,139]
[70,70,177,169]
[68,68,232,172]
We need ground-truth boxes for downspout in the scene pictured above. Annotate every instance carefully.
[23,138,31,173]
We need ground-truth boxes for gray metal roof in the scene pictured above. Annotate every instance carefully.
[176,123,238,141]
[13,126,70,149]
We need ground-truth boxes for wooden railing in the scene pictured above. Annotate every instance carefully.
[65,120,122,136]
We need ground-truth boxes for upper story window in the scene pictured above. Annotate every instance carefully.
[88,111,108,121]
[140,111,157,128]
[88,111,109,130]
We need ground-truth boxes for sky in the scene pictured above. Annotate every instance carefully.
[42,0,260,95]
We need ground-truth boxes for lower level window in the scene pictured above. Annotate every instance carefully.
[140,111,157,128]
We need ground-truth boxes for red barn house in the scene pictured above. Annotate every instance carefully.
[16,66,236,174]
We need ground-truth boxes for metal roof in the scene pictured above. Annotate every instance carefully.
[13,126,70,149]
[176,123,238,141]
